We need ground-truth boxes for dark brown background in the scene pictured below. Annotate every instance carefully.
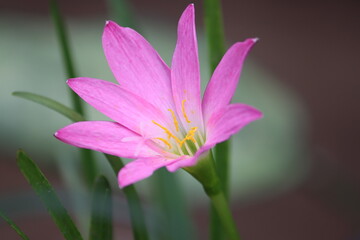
[1,0,359,239]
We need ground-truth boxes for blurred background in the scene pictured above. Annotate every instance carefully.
[0,0,359,239]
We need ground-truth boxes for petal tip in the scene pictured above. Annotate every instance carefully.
[252,37,259,43]
[66,78,76,86]
[118,171,131,188]
[183,3,195,16]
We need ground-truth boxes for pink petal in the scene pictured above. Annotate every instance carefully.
[55,121,157,158]
[118,157,181,187]
[171,4,203,131]
[67,77,173,139]
[202,39,257,122]
[103,21,175,113]
[166,144,214,172]
[205,103,263,145]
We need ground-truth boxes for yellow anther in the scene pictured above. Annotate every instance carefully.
[168,109,179,132]
[180,127,198,147]
[181,99,191,123]
[155,138,172,149]
[152,120,181,144]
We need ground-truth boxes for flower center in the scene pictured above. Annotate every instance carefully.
[151,100,204,156]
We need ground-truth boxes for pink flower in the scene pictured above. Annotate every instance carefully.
[55,4,262,188]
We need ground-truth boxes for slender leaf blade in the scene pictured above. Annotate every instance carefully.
[50,0,97,185]
[12,91,85,122]
[49,0,82,114]
[16,149,83,240]
[89,176,113,240]
[104,154,149,240]
[204,0,228,239]
[0,211,30,240]
[152,169,194,240]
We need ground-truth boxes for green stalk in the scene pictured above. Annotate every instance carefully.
[204,0,229,239]
[184,153,241,240]
[49,0,97,186]
[209,192,239,240]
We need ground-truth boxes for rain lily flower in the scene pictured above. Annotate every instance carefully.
[55,4,262,188]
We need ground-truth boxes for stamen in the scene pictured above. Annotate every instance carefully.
[155,138,172,149]
[198,133,205,145]
[184,141,194,155]
[179,127,198,147]
[181,99,191,123]
[175,142,186,156]
[152,120,181,144]
[193,139,200,150]
[168,109,179,132]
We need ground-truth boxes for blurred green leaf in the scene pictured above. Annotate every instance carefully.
[152,169,194,240]
[13,91,97,186]
[49,0,83,114]
[12,91,85,122]
[16,149,84,240]
[89,176,112,240]
[0,210,30,240]
[104,154,149,240]
[204,0,228,239]
[50,0,98,186]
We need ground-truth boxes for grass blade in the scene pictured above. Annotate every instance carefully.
[49,0,82,114]
[13,91,97,185]
[89,176,113,240]
[0,210,30,240]
[204,0,229,239]
[104,154,149,240]
[49,0,97,186]
[12,91,85,122]
[152,169,194,240]
[16,149,84,240]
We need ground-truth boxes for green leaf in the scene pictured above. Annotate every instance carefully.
[0,210,30,240]
[13,91,97,185]
[104,154,149,240]
[204,0,226,72]
[89,176,113,240]
[203,0,229,239]
[50,0,98,186]
[16,149,84,240]
[49,0,83,115]
[152,169,194,240]
[12,91,84,122]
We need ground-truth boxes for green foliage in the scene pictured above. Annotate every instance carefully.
[204,0,228,239]
[16,149,83,240]
[0,210,30,240]
[89,176,113,240]
[104,154,149,240]
[12,92,85,122]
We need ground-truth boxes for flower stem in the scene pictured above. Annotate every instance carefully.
[184,153,241,240]
[209,191,240,240]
